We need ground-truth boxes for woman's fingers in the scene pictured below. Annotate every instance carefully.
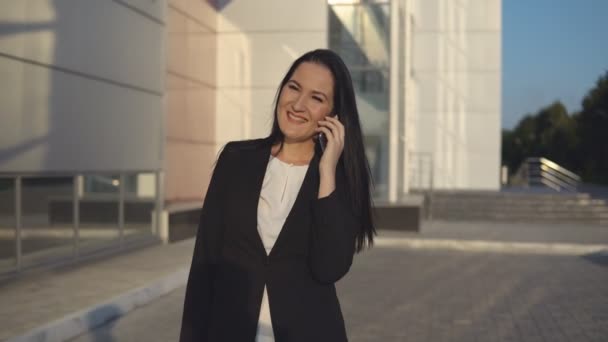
[316,125,335,141]
[318,117,343,141]
[326,115,345,139]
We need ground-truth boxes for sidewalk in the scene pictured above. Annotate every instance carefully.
[0,240,194,342]
[1,221,608,342]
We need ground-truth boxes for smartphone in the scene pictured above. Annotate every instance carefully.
[317,132,327,152]
[317,113,336,153]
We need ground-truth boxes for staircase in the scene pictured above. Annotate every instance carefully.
[428,191,608,224]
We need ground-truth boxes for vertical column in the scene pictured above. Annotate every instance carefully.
[401,0,412,195]
[389,0,400,203]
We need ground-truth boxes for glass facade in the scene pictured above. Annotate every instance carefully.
[0,172,159,276]
[329,0,391,199]
[0,178,15,274]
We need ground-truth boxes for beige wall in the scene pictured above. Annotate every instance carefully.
[164,0,218,202]
[215,0,328,142]
[164,0,329,202]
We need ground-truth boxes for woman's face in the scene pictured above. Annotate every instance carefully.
[277,62,335,143]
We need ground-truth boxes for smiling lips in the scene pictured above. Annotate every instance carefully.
[287,111,308,124]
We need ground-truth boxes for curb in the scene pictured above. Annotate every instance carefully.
[375,237,608,256]
[5,268,189,342]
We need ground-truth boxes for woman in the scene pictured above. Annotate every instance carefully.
[179,49,375,342]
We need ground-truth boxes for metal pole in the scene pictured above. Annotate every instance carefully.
[418,154,423,189]
[119,174,125,247]
[73,175,80,258]
[154,170,163,238]
[15,176,22,271]
[428,155,434,220]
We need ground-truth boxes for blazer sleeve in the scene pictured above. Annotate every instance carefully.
[308,165,360,284]
[179,144,232,342]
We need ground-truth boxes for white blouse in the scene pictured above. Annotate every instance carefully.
[256,154,309,342]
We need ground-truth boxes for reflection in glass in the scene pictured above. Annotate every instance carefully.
[123,173,156,243]
[0,178,16,272]
[77,174,121,255]
[21,177,74,266]
[329,1,390,199]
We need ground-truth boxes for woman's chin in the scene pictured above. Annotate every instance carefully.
[282,133,314,143]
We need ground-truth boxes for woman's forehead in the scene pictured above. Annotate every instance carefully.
[290,62,334,94]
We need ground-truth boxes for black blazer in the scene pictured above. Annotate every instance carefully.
[179,137,359,342]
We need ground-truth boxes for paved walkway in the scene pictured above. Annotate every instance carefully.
[0,240,193,342]
[1,221,608,342]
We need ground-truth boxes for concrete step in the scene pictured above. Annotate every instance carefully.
[423,191,608,223]
[432,211,608,220]
[431,204,608,213]
[432,210,608,219]
[428,191,591,200]
[430,198,607,206]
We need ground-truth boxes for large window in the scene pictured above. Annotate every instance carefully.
[329,0,390,198]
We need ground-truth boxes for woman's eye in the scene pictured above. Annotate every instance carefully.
[312,96,323,102]
[288,84,298,90]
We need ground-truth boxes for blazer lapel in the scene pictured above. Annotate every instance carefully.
[244,139,274,258]
[244,139,321,259]
[268,151,319,258]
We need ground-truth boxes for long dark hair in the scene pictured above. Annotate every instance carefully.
[267,49,376,252]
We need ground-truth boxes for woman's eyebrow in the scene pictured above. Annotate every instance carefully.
[312,90,328,100]
[289,79,328,100]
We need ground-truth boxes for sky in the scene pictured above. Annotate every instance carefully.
[502,0,608,129]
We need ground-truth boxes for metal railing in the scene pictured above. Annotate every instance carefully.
[0,170,163,276]
[408,151,434,219]
[511,157,580,192]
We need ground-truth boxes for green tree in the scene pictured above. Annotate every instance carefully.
[502,70,608,185]
[502,101,577,174]
[576,71,608,184]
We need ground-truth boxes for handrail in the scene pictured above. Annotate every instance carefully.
[0,169,160,177]
[408,151,434,219]
[0,170,163,276]
[537,157,580,181]
[512,157,580,192]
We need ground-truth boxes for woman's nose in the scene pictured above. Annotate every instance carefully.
[292,94,306,112]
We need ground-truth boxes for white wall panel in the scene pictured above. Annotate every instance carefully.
[0,60,162,172]
[1,0,164,93]
[0,1,50,59]
[214,0,328,148]
[465,0,501,30]
[218,0,327,32]
[169,0,217,31]
[412,113,437,154]
[412,32,440,71]
[466,73,501,112]
[467,153,501,189]
[0,58,25,148]
[413,0,441,30]
[0,1,165,173]
[118,0,166,22]
[217,32,326,88]
[466,33,501,71]
[215,91,250,143]
[414,73,441,112]
[75,1,164,92]
[465,114,500,154]
[249,88,279,138]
